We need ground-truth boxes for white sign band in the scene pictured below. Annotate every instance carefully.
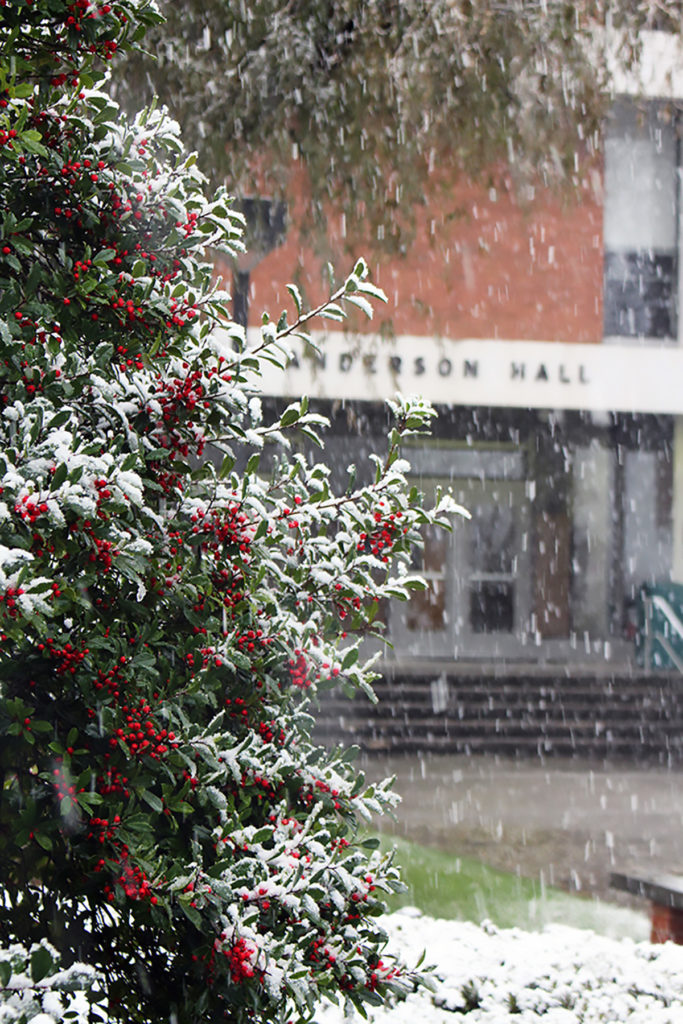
[229,331,683,416]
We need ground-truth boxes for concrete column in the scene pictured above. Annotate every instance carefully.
[674,133,683,583]
[672,418,683,582]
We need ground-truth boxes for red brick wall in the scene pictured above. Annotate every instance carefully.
[218,173,604,345]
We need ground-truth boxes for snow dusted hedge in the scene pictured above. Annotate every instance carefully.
[318,910,683,1024]
[0,940,103,1024]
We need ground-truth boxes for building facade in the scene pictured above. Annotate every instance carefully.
[218,29,683,695]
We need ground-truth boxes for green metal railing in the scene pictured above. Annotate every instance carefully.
[637,584,683,672]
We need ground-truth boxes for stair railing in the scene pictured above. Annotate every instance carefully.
[642,593,683,674]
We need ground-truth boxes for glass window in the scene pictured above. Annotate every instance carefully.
[469,582,514,633]
[603,101,679,341]
[468,504,516,575]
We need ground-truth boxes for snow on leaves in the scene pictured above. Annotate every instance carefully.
[0,4,452,1024]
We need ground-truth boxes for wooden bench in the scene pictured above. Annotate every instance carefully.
[610,871,683,944]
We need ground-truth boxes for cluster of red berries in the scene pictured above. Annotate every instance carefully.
[0,127,17,149]
[87,814,120,844]
[288,650,340,689]
[86,531,117,572]
[110,185,146,223]
[64,0,113,30]
[241,771,280,802]
[298,776,343,811]
[23,527,55,559]
[72,256,93,280]
[190,502,254,555]
[223,692,283,743]
[366,959,401,992]
[59,156,104,191]
[115,344,143,371]
[357,507,405,562]
[257,719,285,745]
[92,659,127,700]
[102,845,156,903]
[90,477,116,519]
[111,695,177,759]
[51,153,99,231]
[307,935,337,969]
[223,695,249,722]
[334,582,363,621]
[288,652,310,689]
[181,770,199,794]
[22,368,45,396]
[97,760,130,797]
[28,325,62,349]
[224,938,257,984]
[53,23,118,63]
[0,585,24,618]
[14,494,49,524]
[67,518,119,575]
[111,291,146,329]
[49,73,79,89]
[158,368,205,413]
[153,370,208,457]
[210,567,245,610]
[150,464,183,495]
[99,39,118,59]
[235,628,270,654]
[176,210,199,239]
[37,637,88,675]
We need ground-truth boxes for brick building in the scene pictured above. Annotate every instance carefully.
[216,28,683,756]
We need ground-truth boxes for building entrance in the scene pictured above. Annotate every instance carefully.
[395,478,532,659]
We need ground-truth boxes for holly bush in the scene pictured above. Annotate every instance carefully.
[0,3,453,1022]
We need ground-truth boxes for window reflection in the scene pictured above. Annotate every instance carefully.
[470,581,514,633]
[468,505,515,575]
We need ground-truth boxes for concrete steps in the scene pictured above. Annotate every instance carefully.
[313,669,683,763]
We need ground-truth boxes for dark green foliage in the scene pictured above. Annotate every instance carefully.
[0,3,453,1021]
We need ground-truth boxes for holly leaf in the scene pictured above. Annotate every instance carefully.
[30,945,54,983]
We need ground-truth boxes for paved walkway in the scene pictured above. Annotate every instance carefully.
[364,755,683,904]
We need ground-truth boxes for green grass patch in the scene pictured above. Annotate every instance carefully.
[375,833,649,941]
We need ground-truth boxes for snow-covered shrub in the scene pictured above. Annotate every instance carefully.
[0,939,103,1024]
[0,3,453,1023]
[315,911,683,1024]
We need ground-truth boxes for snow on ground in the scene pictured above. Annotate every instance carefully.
[316,908,683,1023]
[5,909,683,1023]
